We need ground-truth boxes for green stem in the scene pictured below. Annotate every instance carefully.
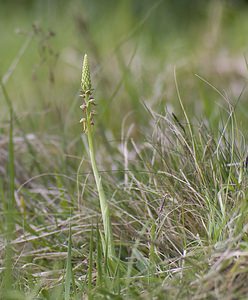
[86,103,115,258]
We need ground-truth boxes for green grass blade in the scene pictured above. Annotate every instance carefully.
[0,82,15,296]
[88,225,94,298]
[64,224,73,300]
[96,223,103,288]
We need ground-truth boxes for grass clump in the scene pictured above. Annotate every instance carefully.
[1,65,248,299]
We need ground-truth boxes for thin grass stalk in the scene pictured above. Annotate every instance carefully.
[64,224,73,300]
[0,83,15,295]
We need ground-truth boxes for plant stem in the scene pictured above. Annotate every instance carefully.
[86,102,115,258]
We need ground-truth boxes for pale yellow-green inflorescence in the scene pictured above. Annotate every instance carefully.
[79,54,115,258]
[81,54,92,94]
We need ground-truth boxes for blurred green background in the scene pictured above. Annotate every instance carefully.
[1,0,248,174]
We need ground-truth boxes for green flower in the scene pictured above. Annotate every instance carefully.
[81,54,92,94]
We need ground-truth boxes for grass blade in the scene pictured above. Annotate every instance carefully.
[64,224,73,300]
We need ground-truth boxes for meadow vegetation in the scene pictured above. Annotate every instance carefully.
[1,1,248,299]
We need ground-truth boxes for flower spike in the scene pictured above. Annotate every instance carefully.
[81,54,92,95]
[79,54,115,258]
[80,54,96,132]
